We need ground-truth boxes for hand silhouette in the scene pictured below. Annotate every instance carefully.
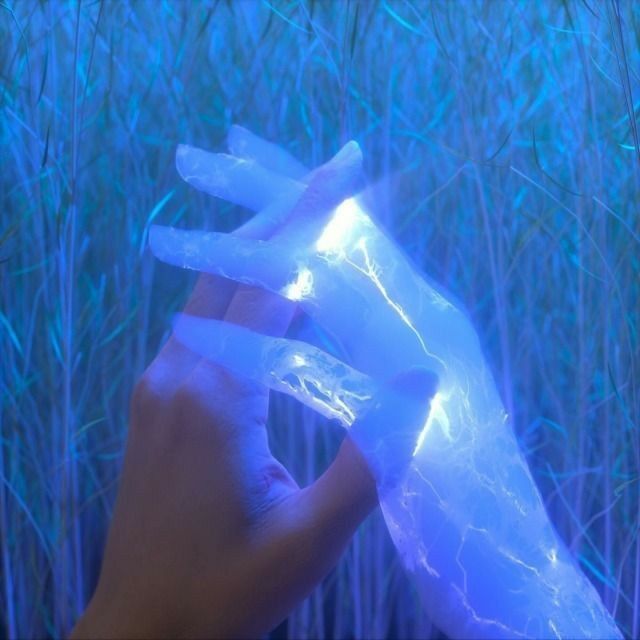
[71,140,436,639]
[150,126,621,639]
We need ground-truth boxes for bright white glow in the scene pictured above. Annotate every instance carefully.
[413,391,451,455]
[547,548,558,565]
[291,354,307,367]
[282,266,314,301]
[315,197,366,255]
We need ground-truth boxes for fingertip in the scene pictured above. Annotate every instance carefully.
[175,143,195,178]
[327,141,363,179]
[334,140,362,164]
[228,125,309,180]
[292,141,364,221]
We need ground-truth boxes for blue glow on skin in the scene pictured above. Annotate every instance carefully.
[151,163,622,640]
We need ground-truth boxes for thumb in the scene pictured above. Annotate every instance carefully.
[247,368,437,622]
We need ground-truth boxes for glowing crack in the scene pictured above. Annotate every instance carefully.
[154,146,623,640]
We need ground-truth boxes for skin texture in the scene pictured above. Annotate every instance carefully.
[71,142,435,639]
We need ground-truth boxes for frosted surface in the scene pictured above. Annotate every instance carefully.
[150,147,621,640]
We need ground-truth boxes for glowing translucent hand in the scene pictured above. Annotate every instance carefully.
[150,127,621,639]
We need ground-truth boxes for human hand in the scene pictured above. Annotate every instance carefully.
[71,141,437,639]
[150,127,621,639]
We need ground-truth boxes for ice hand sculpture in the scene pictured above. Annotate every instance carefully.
[149,127,621,640]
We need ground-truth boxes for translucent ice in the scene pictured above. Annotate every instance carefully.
[169,313,378,427]
[150,133,622,640]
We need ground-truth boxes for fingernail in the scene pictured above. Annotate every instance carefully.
[331,140,362,166]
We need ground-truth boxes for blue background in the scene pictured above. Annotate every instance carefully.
[1,1,638,637]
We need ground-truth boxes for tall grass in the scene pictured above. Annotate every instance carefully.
[1,1,638,638]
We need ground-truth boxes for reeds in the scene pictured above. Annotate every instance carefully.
[1,1,638,638]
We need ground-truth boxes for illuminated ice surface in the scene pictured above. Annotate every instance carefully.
[150,138,622,639]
